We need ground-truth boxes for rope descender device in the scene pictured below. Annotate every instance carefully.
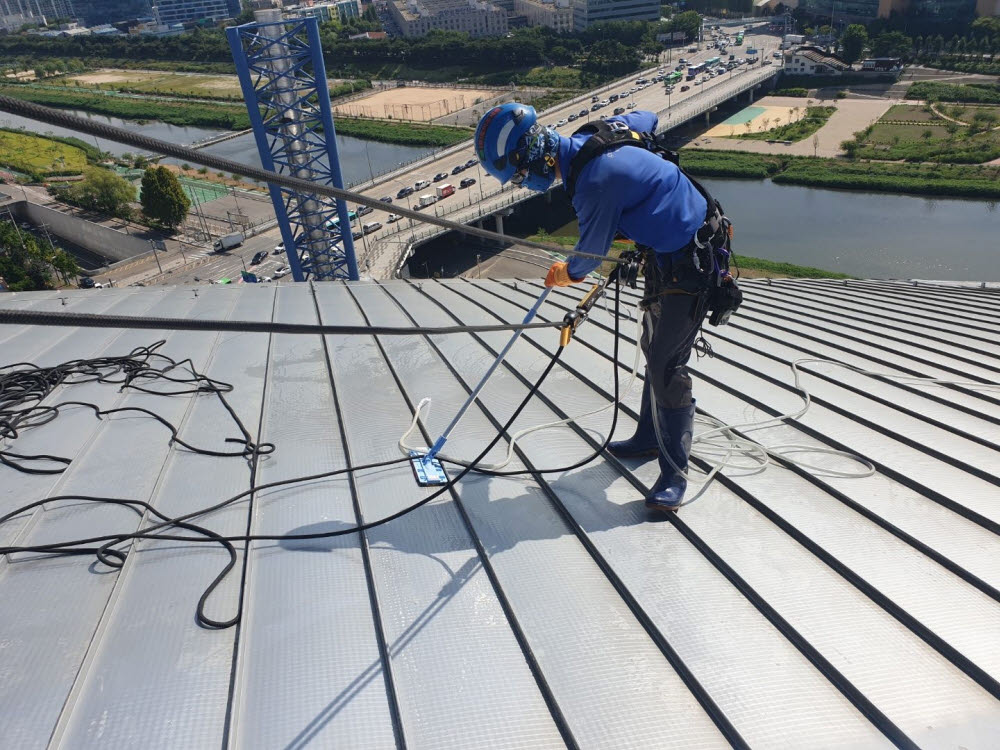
[560,277,609,347]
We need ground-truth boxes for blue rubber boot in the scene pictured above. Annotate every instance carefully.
[646,402,697,514]
[607,379,658,458]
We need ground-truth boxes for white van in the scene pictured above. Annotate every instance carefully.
[362,221,382,234]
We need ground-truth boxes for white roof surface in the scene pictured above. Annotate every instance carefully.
[1,277,999,748]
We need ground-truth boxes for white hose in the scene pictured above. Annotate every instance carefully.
[399,312,999,502]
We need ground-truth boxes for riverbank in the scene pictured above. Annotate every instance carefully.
[680,150,1000,200]
[523,233,852,279]
[0,84,473,147]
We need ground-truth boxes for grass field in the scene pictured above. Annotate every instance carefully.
[67,70,244,100]
[849,105,1000,163]
[0,129,86,175]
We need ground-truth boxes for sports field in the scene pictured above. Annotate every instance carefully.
[333,85,500,121]
[706,105,808,138]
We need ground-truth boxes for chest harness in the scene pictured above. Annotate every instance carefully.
[565,120,742,327]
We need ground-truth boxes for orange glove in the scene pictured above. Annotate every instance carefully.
[545,261,581,287]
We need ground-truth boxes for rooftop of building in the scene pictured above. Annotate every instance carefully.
[2,276,999,747]
[789,44,852,70]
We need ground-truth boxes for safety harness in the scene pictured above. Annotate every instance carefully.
[565,119,742,328]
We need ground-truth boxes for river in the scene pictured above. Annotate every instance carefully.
[555,178,998,281]
[0,109,434,187]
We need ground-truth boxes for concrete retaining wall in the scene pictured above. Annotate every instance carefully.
[11,200,150,263]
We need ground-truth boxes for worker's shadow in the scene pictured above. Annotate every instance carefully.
[277,453,655,559]
[273,456,654,750]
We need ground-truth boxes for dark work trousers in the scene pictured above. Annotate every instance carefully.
[639,248,710,410]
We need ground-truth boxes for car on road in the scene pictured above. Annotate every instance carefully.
[273,243,284,255]
[414,179,430,190]
[609,94,618,102]
[273,266,288,278]
[578,109,588,117]
[459,177,476,188]
[568,113,578,122]
[465,158,478,168]
[591,103,601,111]
[591,95,600,103]
[452,164,464,175]
[681,85,690,92]
[620,91,629,98]
[433,172,448,182]
[250,250,268,265]
[397,186,414,198]
[352,229,363,240]
[79,277,95,289]
[627,102,637,109]
[763,59,773,66]
[387,213,400,222]
[356,205,374,216]
[379,196,393,203]
[556,118,567,126]
[613,107,625,115]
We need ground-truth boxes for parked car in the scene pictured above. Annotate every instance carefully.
[397,186,414,198]
[379,196,393,203]
[387,213,400,222]
[459,177,476,188]
[451,164,464,175]
[273,266,288,278]
[414,179,430,190]
[433,172,448,182]
[273,243,285,255]
[250,250,267,265]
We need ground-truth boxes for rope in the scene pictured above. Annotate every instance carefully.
[0,95,623,268]
[0,307,563,336]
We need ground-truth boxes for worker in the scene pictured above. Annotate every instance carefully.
[475,102,735,513]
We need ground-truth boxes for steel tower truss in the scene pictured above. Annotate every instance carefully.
[226,12,359,281]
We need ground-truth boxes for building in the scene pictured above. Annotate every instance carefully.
[513,0,571,31]
[571,0,659,31]
[784,45,851,74]
[151,0,238,25]
[387,0,507,38]
[288,0,361,22]
[0,0,77,28]
[798,0,977,19]
[79,1,154,25]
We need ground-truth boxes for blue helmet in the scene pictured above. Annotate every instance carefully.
[475,102,559,193]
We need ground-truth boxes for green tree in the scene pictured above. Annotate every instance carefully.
[0,221,79,291]
[872,31,912,59]
[140,166,190,229]
[667,11,702,42]
[841,24,868,64]
[60,167,136,217]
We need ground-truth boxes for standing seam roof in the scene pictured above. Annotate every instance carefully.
[1,278,999,749]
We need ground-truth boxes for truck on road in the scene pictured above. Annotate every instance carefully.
[435,183,455,199]
[213,232,244,252]
[418,194,438,208]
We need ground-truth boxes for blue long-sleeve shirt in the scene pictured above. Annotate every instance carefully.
[556,111,707,280]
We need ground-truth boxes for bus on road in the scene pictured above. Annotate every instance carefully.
[666,71,682,85]
[686,63,705,80]
[706,56,721,67]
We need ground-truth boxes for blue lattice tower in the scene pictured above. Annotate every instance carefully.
[226,10,359,281]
